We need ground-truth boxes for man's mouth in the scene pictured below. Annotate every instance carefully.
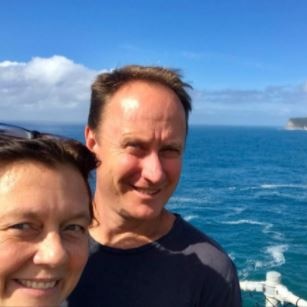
[16,279,58,289]
[134,186,161,196]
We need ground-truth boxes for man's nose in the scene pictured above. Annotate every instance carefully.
[33,232,68,268]
[141,152,165,184]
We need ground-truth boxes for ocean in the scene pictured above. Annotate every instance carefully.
[16,123,307,306]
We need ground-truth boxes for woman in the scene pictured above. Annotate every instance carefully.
[0,123,97,307]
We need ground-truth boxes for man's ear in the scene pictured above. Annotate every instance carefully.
[85,126,98,153]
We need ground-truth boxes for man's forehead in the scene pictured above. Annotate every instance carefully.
[120,97,140,114]
[108,79,177,102]
[98,80,186,135]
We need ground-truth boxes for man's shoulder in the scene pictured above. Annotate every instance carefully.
[163,214,237,281]
[165,214,225,251]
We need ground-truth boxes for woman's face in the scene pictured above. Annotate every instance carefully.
[0,161,91,307]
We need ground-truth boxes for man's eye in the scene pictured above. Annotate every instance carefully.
[160,147,181,157]
[126,143,145,154]
[128,143,142,149]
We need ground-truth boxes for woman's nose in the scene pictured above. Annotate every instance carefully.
[33,232,68,268]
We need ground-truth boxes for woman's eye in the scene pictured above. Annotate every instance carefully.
[7,223,39,238]
[10,223,32,230]
[64,224,87,233]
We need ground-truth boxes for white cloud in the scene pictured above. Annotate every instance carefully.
[0,55,99,122]
[190,84,307,126]
[0,55,306,126]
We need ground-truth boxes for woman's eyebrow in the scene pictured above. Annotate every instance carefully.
[62,212,91,223]
[1,210,91,222]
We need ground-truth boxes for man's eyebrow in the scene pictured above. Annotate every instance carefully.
[163,142,183,149]
[120,136,147,145]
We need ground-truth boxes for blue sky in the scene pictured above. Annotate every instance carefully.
[1,0,306,126]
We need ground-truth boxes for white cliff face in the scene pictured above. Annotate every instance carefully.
[286,117,307,130]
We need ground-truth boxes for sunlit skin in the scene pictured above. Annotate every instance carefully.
[86,80,187,248]
[0,162,91,307]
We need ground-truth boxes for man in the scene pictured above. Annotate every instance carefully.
[68,65,242,306]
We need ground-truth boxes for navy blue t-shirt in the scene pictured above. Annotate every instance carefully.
[68,215,241,307]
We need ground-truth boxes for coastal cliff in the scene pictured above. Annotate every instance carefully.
[286,117,307,130]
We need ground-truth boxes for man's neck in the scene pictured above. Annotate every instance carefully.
[89,202,175,249]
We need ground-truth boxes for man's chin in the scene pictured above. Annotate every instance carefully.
[121,205,164,221]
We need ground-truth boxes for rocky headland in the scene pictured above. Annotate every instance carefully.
[285,117,307,130]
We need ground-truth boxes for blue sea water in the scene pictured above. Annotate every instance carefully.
[15,123,307,306]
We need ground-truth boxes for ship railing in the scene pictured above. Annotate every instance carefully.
[240,271,307,306]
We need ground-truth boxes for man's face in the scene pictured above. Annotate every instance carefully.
[86,80,186,221]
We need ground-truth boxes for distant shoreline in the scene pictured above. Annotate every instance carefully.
[1,120,282,129]
[285,117,307,130]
